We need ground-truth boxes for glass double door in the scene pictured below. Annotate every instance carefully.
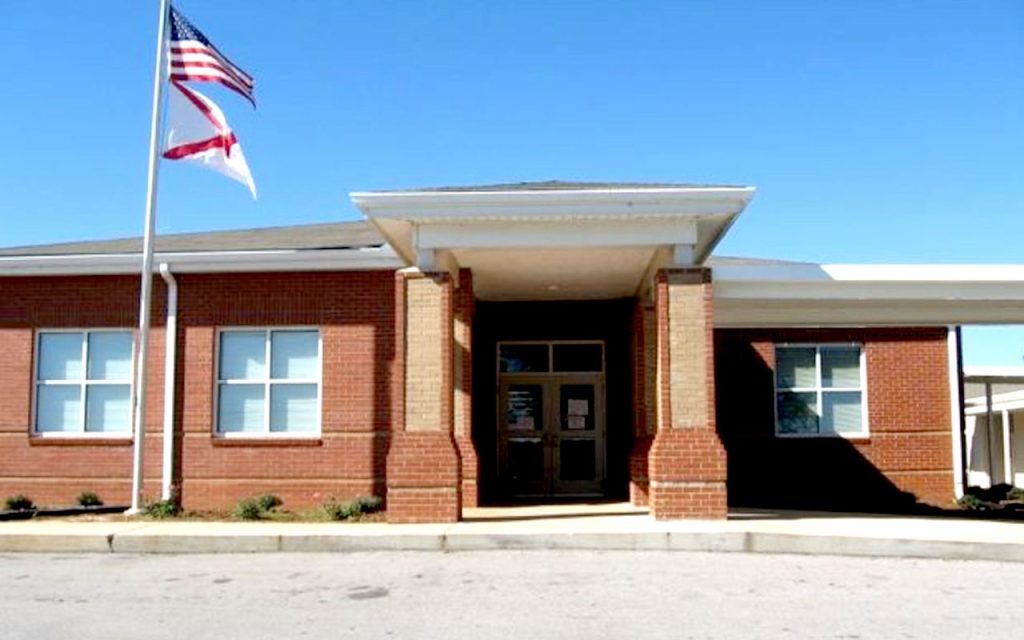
[498,374,605,497]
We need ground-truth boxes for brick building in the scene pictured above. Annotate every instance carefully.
[3,183,1022,522]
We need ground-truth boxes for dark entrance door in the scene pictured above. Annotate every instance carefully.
[496,342,605,497]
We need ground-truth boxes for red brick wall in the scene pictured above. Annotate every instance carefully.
[0,276,168,506]
[0,271,396,512]
[176,271,396,511]
[715,327,955,511]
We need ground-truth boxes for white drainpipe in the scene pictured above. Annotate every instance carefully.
[159,263,178,501]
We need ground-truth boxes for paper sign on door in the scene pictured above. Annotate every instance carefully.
[567,399,589,416]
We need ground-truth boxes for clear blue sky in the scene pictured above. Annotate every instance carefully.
[3,1,1022,364]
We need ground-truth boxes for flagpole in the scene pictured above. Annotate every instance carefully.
[129,0,171,514]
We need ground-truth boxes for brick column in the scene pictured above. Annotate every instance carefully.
[386,270,462,523]
[648,268,727,519]
[453,269,479,508]
[629,301,656,506]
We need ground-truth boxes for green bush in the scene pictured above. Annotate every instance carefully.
[1007,487,1024,502]
[234,494,281,520]
[255,493,282,512]
[4,494,34,511]
[234,498,263,520]
[957,494,987,511]
[321,495,383,521]
[144,498,181,519]
[356,495,383,513]
[77,491,103,507]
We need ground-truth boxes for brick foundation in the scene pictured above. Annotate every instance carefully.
[385,431,461,523]
[629,435,653,506]
[649,429,727,518]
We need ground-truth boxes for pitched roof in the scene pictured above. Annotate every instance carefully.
[0,220,809,268]
[0,221,384,257]
[379,180,746,193]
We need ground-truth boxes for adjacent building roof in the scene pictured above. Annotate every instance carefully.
[0,219,801,267]
[0,221,385,257]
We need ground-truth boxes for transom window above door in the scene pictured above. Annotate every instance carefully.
[498,342,604,374]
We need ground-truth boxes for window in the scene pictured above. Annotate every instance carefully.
[34,331,133,434]
[216,329,321,436]
[774,344,866,437]
[498,342,604,374]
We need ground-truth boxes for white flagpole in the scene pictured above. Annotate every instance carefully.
[129,0,171,514]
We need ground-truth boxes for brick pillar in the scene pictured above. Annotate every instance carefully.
[629,301,656,506]
[648,268,727,519]
[386,270,462,523]
[453,269,479,508]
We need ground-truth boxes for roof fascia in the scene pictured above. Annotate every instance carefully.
[0,246,403,276]
[351,187,756,221]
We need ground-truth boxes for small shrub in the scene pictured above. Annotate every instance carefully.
[77,491,103,507]
[356,495,383,514]
[255,493,282,512]
[234,494,281,520]
[957,494,988,511]
[321,495,383,521]
[144,498,181,519]
[321,500,358,521]
[234,498,263,520]
[4,494,34,511]
[1007,487,1024,502]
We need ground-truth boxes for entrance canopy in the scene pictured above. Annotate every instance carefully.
[351,182,756,300]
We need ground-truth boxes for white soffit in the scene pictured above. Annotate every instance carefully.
[351,185,755,299]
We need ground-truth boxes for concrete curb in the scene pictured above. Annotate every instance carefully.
[3,529,1024,562]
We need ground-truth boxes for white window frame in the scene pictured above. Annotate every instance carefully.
[773,342,869,439]
[32,328,135,437]
[213,327,323,438]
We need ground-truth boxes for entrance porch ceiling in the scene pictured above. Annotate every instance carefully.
[453,246,659,301]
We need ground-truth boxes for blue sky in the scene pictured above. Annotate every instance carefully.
[2,1,1022,364]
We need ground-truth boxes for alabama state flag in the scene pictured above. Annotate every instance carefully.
[163,80,256,198]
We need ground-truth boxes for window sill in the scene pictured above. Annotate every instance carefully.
[29,436,133,447]
[211,437,323,448]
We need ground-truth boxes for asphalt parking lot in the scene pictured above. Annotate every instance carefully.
[1,550,1021,639]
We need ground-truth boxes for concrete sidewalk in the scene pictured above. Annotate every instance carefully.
[1,503,1023,561]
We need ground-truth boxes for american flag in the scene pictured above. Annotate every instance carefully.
[168,5,255,107]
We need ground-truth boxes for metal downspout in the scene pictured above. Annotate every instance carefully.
[159,263,178,501]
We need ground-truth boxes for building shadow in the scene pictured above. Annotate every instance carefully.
[715,330,960,518]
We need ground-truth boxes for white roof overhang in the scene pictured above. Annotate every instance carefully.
[351,186,756,300]
[714,264,1024,327]
[0,246,403,276]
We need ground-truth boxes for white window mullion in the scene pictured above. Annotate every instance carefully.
[815,347,823,435]
[78,332,89,432]
[264,330,272,435]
